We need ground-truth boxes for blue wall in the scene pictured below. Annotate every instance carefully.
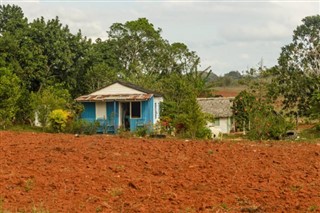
[106,102,114,122]
[130,97,154,131]
[106,102,117,133]
[81,102,95,122]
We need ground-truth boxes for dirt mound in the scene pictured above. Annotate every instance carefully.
[1,131,319,212]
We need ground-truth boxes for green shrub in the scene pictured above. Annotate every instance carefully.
[196,126,212,139]
[247,104,293,140]
[233,90,293,140]
[67,119,99,135]
[117,125,133,138]
[48,109,70,132]
[83,121,100,135]
[135,125,148,137]
[66,119,84,134]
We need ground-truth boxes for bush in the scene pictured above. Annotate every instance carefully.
[117,125,133,138]
[196,126,212,139]
[67,119,99,135]
[247,104,293,140]
[135,125,148,137]
[48,109,70,132]
[82,121,99,135]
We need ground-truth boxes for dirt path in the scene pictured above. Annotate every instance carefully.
[1,131,319,212]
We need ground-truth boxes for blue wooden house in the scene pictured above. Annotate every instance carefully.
[75,81,163,133]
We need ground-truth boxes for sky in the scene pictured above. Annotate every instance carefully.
[2,0,320,75]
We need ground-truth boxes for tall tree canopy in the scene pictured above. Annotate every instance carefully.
[107,18,164,78]
[270,15,320,116]
[0,4,27,34]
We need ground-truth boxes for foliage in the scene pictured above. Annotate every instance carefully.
[31,85,71,127]
[48,109,70,132]
[14,88,34,125]
[107,18,165,81]
[0,4,28,33]
[117,125,133,138]
[0,67,21,127]
[233,89,293,140]
[64,119,99,135]
[195,126,212,139]
[299,126,320,141]
[156,117,175,135]
[232,90,256,131]
[247,102,293,140]
[269,15,320,116]
[135,125,148,137]
[161,73,211,138]
[309,90,320,119]
[27,16,92,95]
[210,70,243,88]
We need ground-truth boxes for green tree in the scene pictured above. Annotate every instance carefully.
[0,4,47,92]
[247,102,293,140]
[107,18,165,79]
[166,42,200,75]
[270,15,320,116]
[0,4,27,34]
[28,17,91,95]
[105,18,203,91]
[82,39,120,93]
[160,73,211,138]
[31,85,71,127]
[232,90,256,131]
[233,90,293,140]
[0,68,21,127]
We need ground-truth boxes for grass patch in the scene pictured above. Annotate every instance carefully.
[109,188,123,197]
[299,127,320,140]
[24,178,34,192]
[220,203,229,211]
[95,205,103,213]
[308,205,319,212]
[0,198,49,213]
[5,124,43,133]
[31,204,50,213]
[290,185,302,192]
[207,149,214,155]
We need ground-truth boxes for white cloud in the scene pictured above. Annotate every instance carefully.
[240,53,250,59]
[220,22,290,42]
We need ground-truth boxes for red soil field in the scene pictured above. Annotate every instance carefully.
[213,87,244,98]
[1,131,320,212]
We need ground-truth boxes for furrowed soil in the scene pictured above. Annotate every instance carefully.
[1,131,320,213]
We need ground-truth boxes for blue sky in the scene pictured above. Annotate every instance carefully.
[2,0,320,75]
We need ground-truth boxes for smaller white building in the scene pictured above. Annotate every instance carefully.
[197,97,234,134]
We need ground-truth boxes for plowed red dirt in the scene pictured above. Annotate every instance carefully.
[1,131,320,212]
